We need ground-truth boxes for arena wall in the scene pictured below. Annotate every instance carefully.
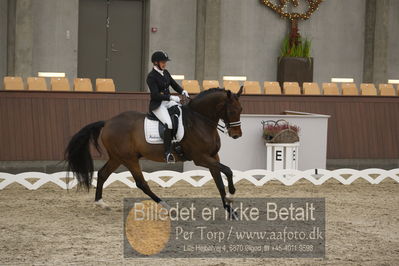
[0,0,8,79]
[2,0,398,87]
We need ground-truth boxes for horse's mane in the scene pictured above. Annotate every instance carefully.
[190,87,226,103]
[183,87,225,128]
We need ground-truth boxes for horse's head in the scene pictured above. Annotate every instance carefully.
[221,86,243,139]
[188,87,243,138]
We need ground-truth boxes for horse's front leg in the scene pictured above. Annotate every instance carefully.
[194,156,238,219]
[213,154,235,203]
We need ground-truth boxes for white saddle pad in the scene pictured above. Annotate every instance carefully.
[144,107,184,144]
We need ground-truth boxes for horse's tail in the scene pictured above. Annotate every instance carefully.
[64,121,105,191]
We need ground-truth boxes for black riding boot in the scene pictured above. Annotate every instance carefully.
[163,128,175,164]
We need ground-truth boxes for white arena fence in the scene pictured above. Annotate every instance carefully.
[0,169,398,190]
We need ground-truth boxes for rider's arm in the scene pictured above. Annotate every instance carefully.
[147,75,171,101]
[166,70,184,94]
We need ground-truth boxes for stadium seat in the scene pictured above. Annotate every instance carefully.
[3,76,25,90]
[96,78,115,92]
[223,80,241,93]
[202,80,220,90]
[379,84,396,96]
[264,81,281,95]
[51,77,71,91]
[303,82,321,95]
[322,83,340,95]
[360,83,377,96]
[283,82,301,95]
[341,83,358,95]
[243,81,261,94]
[182,80,201,93]
[27,77,47,91]
[74,78,93,92]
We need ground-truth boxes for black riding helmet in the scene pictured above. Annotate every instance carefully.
[151,51,171,63]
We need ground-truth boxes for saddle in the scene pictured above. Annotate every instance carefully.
[144,105,185,145]
[146,105,180,139]
[144,105,185,159]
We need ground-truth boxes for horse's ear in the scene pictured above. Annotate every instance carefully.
[226,90,232,98]
[237,86,243,97]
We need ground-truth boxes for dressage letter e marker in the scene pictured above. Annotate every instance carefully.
[275,150,282,161]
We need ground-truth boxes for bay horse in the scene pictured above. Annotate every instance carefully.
[65,87,243,217]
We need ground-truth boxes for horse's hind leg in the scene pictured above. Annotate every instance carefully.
[94,158,120,209]
[123,159,167,207]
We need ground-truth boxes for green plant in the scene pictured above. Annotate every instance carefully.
[280,37,290,57]
[303,38,311,57]
[280,36,312,58]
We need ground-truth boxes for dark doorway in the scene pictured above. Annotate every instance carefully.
[78,0,144,91]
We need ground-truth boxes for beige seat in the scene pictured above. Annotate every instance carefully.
[223,80,241,93]
[341,83,358,95]
[3,76,25,90]
[322,83,340,95]
[96,78,115,92]
[202,80,220,91]
[264,81,281,95]
[51,77,71,91]
[243,81,261,94]
[360,83,377,96]
[27,77,47,91]
[74,78,93,92]
[379,84,396,96]
[182,80,201,94]
[283,82,301,95]
[303,82,321,95]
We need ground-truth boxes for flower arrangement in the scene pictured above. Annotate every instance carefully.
[262,120,300,143]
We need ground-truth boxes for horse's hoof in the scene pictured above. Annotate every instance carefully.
[230,211,239,221]
[224,206,239,221]
[159,200,171,211]
[225,192,235,203]
[95,199,111,210]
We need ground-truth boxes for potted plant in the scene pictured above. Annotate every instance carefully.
[277,35,313,88]
[262,119,301,170]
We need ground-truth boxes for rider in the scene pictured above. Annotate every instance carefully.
[147,51,190,164]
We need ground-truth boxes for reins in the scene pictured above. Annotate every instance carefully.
[183,95,241,134]
[192,109,228,133]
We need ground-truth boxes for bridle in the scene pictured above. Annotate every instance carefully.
[221,102,241,131]
[225,120,241,129]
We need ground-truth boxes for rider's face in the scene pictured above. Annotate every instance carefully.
[157,61,167,70]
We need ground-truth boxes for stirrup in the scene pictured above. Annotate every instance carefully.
[165,153,175,164]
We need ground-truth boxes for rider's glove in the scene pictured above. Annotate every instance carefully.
[170,95,181,103]
[182,90,190,98]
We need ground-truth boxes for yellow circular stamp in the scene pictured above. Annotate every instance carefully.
[125,200,171,255]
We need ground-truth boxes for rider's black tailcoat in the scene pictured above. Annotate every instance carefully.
[146,69,183,111]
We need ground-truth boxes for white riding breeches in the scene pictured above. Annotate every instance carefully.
[152,100,179,129]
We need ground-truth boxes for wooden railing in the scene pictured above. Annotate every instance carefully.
[0,91,398,160]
